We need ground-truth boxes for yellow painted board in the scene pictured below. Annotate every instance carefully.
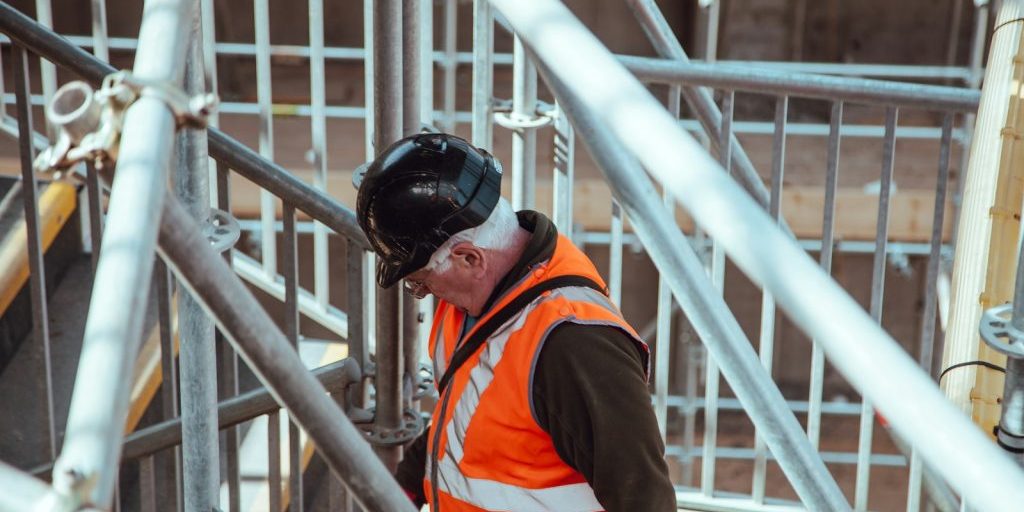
[0,181,78,316]
[125,293,179,433]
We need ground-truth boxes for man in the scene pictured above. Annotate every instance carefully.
[356,132,676,511]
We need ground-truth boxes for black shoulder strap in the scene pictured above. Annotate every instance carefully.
[436,275,605,395]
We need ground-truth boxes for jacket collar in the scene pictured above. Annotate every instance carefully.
[478,210,558,315]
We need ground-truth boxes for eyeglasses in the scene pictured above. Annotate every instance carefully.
[403,275,431,299]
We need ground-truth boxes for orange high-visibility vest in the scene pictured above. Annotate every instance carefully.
[424,235,650,511]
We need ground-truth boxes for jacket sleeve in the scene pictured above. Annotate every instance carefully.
[532,323,677,512]
[395,430,428,507]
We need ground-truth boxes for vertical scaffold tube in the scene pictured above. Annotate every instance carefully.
[53,0,195,507]
[176,4,219,510]
[372,0,404,472]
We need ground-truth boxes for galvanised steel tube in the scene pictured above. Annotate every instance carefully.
[157,195,417,512]
[12,44,57,464]
[402,0,423,410]
[403,0,421,137]
[999,358,1024,465]
[363,0,375,160]
[372,0,404,472]
[89,0,109,62]
[751,95,788,504]
[52,0,194,508]
[510,36,537,211]
[310,0,330,310]
[282,205,304,511]
[0,89,968,139]
[918,116,954,376]
[441,0,457,133]
[855,106,899,510]
[472,0,493,149]
[175,5,219,510]
[33,0,57,139]
[997,234,1024,464]
[373,0,402,146]
[0,461,63,511]
[419,0,433,125]
[11,30,981,80]
[533,60,850,512]
[0,4,373,251]
[154,259,183,511]
[808,101,843,451]
[620,56,981,113]
[497,1,1024,509]
[625,0,769,211]
[254,0,277,280]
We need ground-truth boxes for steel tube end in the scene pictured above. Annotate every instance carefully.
[47,81,101,143]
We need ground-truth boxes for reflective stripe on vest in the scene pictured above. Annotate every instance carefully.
[433,312,449,379]
[431,454,603,512]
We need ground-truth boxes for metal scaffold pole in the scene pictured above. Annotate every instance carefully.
[510,36,537,211]
[979,182,1024,468]
[372,0,404,472]
[402,0,423,411]
[993,245,1024,463]
[51,0,194,507]
[175,3,219,510]
[472,0,494,149]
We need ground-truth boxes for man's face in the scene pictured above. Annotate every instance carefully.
[403,243,487,316]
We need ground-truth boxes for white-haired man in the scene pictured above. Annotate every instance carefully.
[356,133,675,511]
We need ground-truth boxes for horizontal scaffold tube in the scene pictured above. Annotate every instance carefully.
[620,55,980,112]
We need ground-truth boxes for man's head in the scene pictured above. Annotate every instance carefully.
[356,133,525,315]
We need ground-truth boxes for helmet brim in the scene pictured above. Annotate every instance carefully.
[375,252,426,289]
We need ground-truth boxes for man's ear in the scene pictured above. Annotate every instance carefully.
[451,243,485,273]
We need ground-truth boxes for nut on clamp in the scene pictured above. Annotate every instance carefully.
[33,71,219,174]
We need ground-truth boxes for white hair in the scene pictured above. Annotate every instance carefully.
[425,197,519,273]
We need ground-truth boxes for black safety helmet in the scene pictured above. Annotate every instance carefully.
[356,133,503,288]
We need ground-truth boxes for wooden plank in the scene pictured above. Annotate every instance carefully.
[222,169,953,242]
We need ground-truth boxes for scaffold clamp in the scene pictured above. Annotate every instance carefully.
[33,71,218,174]
[492,99,557,132]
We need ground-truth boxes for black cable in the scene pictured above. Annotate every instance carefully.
[993,17,1024,35]
[938,360,1006,382]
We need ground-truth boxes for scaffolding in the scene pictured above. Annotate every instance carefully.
[0,0,1023,511]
